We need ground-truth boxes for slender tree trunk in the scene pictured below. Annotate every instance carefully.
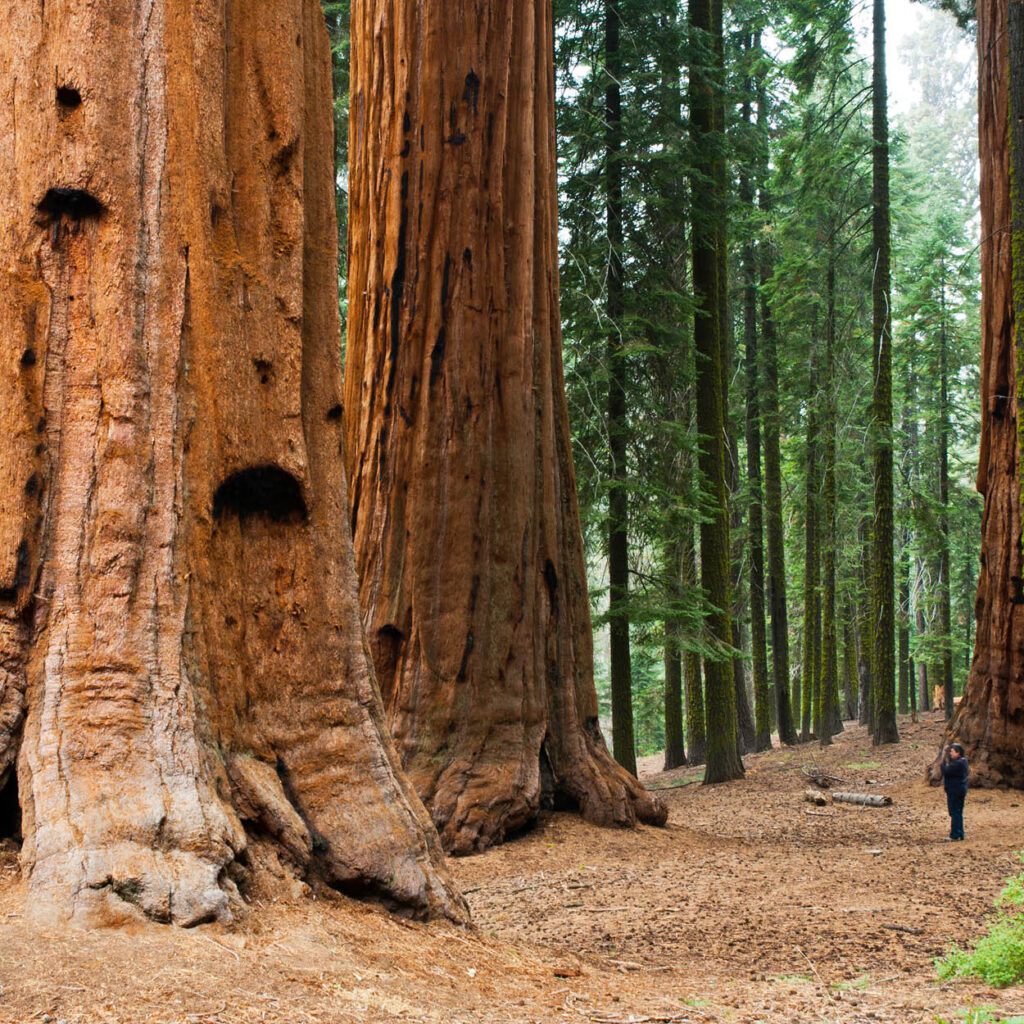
[344,0,666,850]
[664,544,686,770]
[802,337,820,742]
[870,0,899,745]
[690,0,743,784]
[605,0,637,776]
[757,76,797,748]
[938,267,955,719]
[898,544,912,715]
[858,518,874,727]
[741,62,771,751]
[821,254,841,742]
[0,0,466,925]
[682,524,707,765]
[843,614,859,721]
[917,591,932,711]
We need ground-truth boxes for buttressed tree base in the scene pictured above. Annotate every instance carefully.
[344,0,667,854]
[0,0,466,926]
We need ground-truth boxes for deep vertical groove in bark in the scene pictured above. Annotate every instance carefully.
[939,0,1024,785]
[756,77,797,748]
[344,0,665,851]
[0,0,465,925]
[871,0,899,746]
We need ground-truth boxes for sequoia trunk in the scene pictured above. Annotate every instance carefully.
[0,0,465,925]
[939,0,1024,784]
[344,0,666,852]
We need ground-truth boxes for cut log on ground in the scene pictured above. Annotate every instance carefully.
[832,792,893,807]
[804,789,828,806]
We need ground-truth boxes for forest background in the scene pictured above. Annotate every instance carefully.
[323,0,981,768]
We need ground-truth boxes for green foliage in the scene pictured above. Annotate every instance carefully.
[320,1,350,334]
[937,857,1024,988]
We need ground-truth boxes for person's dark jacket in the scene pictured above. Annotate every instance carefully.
[941,755,968,795]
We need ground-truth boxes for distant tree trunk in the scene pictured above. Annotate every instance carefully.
[858,518,874,726]
[757,79,798,748]
[937,0,1024,785]
[802,337,821,742]
[664,543,686,770]
[917,592,932,712]
[898,546,912,715]
[821,255,842,743]
[604,0,637,776]
[0,0,465,926]
[843,614,859,720]
[690,0,743,784]
[938,265,955,719]
[741,66,771,751]
[870,0,899,745]
[682,524,708,765]
[344,0,666,850]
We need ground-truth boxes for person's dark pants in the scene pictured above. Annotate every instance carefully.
[947,790,966,840]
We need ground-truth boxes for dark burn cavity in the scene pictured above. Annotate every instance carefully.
[0,771,21,843]
[56,85,82,110]
[253,358,273,385]
[39,187,104,221]
[213,466,307,524]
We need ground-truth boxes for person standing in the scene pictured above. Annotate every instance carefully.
[940,742,968,841]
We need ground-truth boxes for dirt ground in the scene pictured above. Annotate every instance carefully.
[1,713,1022,1024]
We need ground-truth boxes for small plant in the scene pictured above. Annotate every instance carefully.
[933,1010,1024,1024]
[937,855,1024,988]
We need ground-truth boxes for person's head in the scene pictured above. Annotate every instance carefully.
[950,742,965,759]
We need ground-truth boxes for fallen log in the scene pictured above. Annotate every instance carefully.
[832,791,892,807]
[804,789,828,806]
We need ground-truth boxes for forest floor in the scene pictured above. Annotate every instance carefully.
[1,712,1022,1023]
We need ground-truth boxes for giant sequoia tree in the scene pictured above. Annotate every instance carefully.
[343,0,666,853]
[940,0,1024,784]
[0,0,466,925]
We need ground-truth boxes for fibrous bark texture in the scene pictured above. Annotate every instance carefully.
[344,0,666,854]
[940,0,1024,785]
[0,0,465,926]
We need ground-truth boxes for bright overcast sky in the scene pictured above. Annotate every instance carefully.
[853,0,975,116]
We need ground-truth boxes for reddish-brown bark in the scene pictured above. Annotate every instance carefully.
[344,0,666,853]
[938,0,1024,785]
[0,0,465,925]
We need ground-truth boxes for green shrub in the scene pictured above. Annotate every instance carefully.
[937,856,1024,988]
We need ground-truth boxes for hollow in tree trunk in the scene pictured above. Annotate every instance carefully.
[343,0,666,853]
[0,0,466,926]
